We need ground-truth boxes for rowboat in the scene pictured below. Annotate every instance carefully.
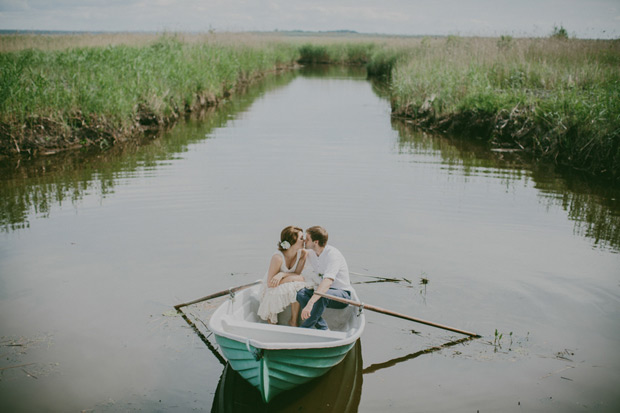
[211,339,363,412]
[207,281,366,403]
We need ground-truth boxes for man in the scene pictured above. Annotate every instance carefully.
[296,226,351,330]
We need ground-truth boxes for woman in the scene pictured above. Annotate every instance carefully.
[257,226,308,326]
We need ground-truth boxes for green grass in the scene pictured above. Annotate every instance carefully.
[0,35,298,123]
[297,42,376,64]
[0,34,299,152]
[389,37,620,180]
[1,33,619,181]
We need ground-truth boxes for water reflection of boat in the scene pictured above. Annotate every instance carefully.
[207,282,365,403]
[211,339,363,413]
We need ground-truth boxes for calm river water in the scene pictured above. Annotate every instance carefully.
[1,67,619,412]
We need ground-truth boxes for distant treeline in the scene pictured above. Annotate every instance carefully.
[1,33,619,182]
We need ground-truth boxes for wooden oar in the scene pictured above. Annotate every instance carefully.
[315,292,480,338]
[173,280,262,310]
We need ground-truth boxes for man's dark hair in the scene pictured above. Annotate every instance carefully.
[306,226,328,247]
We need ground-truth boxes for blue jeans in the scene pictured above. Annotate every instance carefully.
[296,287,351,330]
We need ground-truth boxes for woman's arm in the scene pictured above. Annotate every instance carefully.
[277,249,307,284]
[293,249,307,275]
[279,273,305,284]
[267,255,285,288]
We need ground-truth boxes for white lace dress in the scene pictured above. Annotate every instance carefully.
[257,250,307,324]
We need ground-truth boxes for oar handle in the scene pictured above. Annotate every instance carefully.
[315,292,480,338]
[174,280,262,310]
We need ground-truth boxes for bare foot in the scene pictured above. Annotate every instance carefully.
[288,319,298,327]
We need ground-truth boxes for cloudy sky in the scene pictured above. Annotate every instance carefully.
[1,0,618,39]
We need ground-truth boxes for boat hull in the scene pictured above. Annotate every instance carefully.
[208,281,365,403]
[211,339,363,412]
[214,334,355,402]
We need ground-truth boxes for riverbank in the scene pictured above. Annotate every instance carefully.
[0,33,299,156]
[297,37,620,183]
[389,37,620,183]
[1,33,619,182]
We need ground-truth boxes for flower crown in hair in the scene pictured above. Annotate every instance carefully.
[280,240,291,250]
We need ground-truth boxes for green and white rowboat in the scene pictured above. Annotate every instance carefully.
[208,281,366,403]
[211,339,363,412]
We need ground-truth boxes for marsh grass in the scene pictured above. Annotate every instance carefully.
[390,37,620,180]
[1,33,619,180]
[292,35,619,180]
[0,33,298,152]
[297,42,376,64]
[1,35,298,122]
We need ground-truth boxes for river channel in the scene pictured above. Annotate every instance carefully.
[1,66,619,412]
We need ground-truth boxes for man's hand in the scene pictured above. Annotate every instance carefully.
[301,303,313,320]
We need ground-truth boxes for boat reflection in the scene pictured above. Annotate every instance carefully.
[211,339,363,413]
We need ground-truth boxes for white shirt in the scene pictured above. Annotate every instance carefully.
[305,245,352,291]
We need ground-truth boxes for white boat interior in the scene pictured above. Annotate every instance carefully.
[208,282,365,349]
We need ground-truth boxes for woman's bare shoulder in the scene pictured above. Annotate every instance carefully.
[270,252,283,263]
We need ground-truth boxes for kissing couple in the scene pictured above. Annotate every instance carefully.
[257,225,352,330]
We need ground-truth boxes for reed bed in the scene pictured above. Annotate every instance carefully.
[2,37,297,121]
[0,33,298,153]
[389,36,620,180]
[1,32,618,180]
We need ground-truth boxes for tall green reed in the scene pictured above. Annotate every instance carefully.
[2,33,618,178]
[0,35,299,127]
[389,37,620,178]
